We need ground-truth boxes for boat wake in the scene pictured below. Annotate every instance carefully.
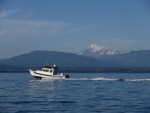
[67,77,150,82]
[91,77,150,82]
[41,77,150,82]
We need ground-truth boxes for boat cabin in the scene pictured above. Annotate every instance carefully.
[41,65,57,75]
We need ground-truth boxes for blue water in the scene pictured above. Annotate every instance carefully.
[1,73,150,113]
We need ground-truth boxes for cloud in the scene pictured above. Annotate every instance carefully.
[0,19,70,44]
[0,9,98,46]
[0,9,90,46]
[0,9,72,42]
[21,12,36,19]
[0,9,19,18]
[24,13,36,18]
[64,24,98,34]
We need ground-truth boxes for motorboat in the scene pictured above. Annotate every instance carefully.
[29,65,69,79]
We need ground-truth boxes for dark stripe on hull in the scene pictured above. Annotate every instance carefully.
[34,72,52,76]
[33,76,42,79]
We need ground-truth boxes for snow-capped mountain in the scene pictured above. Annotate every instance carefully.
[79,44,127,58]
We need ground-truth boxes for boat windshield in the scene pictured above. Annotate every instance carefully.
[43,65,52,68]
[43,69,49,72]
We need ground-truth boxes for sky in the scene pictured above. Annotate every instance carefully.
[0,0,150,59]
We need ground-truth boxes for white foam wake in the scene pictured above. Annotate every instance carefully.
[92,78,150,82]
[41,77,150,82]
[126,78,150,82]
[91,77,117,81]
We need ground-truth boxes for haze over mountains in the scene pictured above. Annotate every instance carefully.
[0,44,150,71]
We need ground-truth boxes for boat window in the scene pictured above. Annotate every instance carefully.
[50,70,52,73]
[43,69,49,72]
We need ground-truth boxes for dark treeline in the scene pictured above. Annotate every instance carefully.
[1,67,150,73]
[59,67,150,73]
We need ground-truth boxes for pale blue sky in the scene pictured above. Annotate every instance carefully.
[0,0,150,59]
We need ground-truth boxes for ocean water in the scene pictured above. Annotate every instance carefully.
[1,73,150,113]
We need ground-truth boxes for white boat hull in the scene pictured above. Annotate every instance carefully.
[29,69,69,79]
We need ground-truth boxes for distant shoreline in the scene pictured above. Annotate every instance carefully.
[1,67,150,73]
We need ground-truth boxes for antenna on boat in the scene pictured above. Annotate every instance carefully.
[46,58,49,65]
[53,60,56,65]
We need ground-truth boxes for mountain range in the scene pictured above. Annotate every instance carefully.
[0,44,150,71]
[79,44,127,58]
[79,44,150,67]
[0,51,112,68]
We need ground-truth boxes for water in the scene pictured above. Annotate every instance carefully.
[1,73,150,113]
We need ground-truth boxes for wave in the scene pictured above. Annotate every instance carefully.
[125,78,150,82]
[92,78,150,82]
[41,77,150,82]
